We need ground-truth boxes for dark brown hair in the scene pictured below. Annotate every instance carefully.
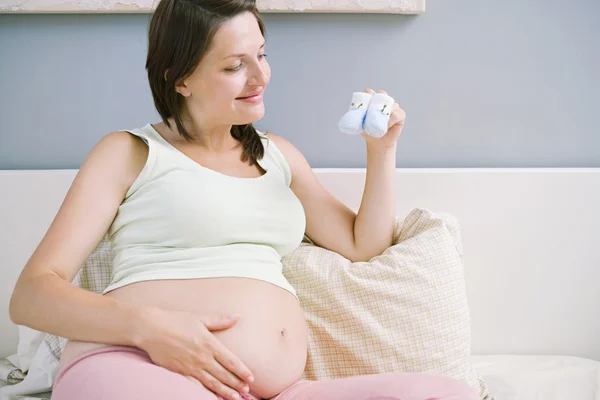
[146,0,266,165]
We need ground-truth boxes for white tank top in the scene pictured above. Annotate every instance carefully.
[103,123,306,297]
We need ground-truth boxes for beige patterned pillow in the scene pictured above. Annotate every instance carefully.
[282,208,492,399]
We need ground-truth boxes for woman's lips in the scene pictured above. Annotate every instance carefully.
[236,92,263,103]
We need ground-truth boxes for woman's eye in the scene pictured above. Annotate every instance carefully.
[225,64,243,72]
[225,54,266,72]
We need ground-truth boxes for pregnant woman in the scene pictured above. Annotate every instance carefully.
[9,0,478,399]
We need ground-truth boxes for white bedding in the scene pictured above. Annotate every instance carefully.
[471,355,600,400]
[2,355,599,399]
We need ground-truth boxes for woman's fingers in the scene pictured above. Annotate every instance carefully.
[212,340,255,385]
[208,358,250,395]
[386,103,405,127]
[195,370,244,400]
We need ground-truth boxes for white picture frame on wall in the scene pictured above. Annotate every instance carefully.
[0,0,424,14]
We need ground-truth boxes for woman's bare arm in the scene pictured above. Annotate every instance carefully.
[9,131,151,346]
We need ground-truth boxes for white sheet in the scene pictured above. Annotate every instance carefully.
[471,355,600,400]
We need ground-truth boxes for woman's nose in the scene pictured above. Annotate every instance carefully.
[249,63,269,86]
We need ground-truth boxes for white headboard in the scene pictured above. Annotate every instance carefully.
[1,168,599,361]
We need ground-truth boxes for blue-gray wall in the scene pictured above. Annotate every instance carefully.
[1,0,599,169]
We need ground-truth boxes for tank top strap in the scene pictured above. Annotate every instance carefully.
[118,124,161,199]
[257,131,292,187]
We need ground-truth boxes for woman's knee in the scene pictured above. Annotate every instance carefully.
[363,372,479,400]
[395,372,479,400]
[280,373,479,400]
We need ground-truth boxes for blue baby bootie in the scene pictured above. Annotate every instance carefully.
[338,92,373,135]
[363,93,395,138]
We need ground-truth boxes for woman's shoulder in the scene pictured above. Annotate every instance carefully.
[262,133,309,170]
[257,132,314,187]
[258,132,297,162]
[82,130,150,197]
[97,130,149,171]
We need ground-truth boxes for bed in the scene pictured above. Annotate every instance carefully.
[1,168,599,399]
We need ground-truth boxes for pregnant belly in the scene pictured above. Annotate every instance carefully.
[60,278,309,399]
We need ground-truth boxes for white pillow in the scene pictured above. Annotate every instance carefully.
[6,326,45,374]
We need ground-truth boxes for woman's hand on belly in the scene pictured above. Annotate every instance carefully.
[136,307,254,400]
[102,278,309,398]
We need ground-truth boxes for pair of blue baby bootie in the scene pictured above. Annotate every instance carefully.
[338,92,395,138]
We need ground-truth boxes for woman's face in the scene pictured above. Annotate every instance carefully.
[176,12,271,128]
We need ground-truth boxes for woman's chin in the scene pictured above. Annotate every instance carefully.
[235,108,265,125]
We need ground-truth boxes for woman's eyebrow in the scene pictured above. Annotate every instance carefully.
[223,42,266,60]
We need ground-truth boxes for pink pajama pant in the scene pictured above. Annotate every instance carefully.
[51,346,478,400]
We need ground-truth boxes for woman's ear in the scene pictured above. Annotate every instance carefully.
[165,69,191,97]
[174,77,192,97]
